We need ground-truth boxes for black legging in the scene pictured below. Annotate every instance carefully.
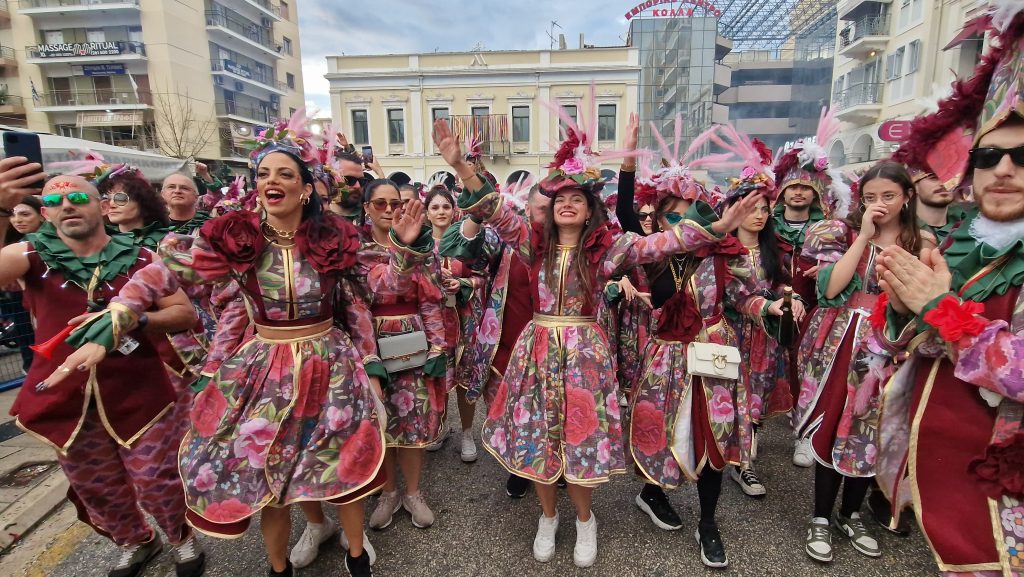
[698,469,723,524]
[814,462,871,519]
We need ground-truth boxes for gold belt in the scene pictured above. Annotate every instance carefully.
[532,314,597,328]
[255,319,334,343]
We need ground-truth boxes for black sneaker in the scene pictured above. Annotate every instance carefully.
[506,473,530,498]
[346,551,373,577]
[695,520,729,568]
[634,484,683,530]
[556,476,567,488]
[867,487,911,536]
[109,535,163,577]
[268,561,293,577]
[172,535,206,577]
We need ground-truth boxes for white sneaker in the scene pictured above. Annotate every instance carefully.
[573,513,598,568]
[425,424,449,452]
[793,437,814,468]
[805,517,834,562]
[460,432,478,463]
[340,530,377,566]
[533,513,559,562]
[289,517,338,568]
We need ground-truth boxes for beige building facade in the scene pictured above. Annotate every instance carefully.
[326,48,640,186]
[829,0,985,170]
[4,0,305,165]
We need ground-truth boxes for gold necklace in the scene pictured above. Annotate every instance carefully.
[262,220,297,241]
[668,257,686,292]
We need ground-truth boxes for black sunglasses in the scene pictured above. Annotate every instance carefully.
[638,211,654,221]
[970,145,1024,170]
[344,175,370,187]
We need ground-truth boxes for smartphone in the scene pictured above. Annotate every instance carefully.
[3,131,44,189]
[361,145,374,164]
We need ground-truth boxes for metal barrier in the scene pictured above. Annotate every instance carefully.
[0,290,32,391]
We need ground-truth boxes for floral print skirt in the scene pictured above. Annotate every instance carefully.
[376,315,446,448]
[481,321,626,485]
[630,338,752,489]
[180,328,386,537]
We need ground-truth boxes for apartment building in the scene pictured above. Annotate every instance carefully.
[325,47,640,186]
[6,0,305,165]
[829,0,985,170]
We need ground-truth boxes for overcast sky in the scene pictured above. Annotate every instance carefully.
[297,0,637,115]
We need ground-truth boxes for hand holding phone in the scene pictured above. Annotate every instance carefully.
[2,132,45,192]
[361,145,374,165]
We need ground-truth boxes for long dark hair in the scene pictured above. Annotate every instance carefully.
[847,162,923,254]
[100,172,170,227]
[726,194,789,287]
[542,188,606,305]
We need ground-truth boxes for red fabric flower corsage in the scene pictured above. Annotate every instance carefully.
[869,292,889,332]
[922,295,986,342]
[968,431,1024,499]
[296,214,360,274]
[199,211,265,273]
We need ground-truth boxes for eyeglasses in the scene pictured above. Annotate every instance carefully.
[638,212,654,221]
[970,145,1024,170]
[367,199,404,211]
[110,192,131,206]
[664,212,684,226]
[41,192,91,207]
[344,175,370,187]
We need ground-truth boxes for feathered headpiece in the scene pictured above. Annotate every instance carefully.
[48,149,139,186]
[773,107,852,218]
[892,1,1024,188]
[214,176,255,213]
[690,123,777,204]
[540,83,642,198]
[464,130,483,161]
[246,107,319,173]
[634,116,731,208]
[501,172,535,212]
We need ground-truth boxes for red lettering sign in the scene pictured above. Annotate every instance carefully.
[624,0,720,20]
[878,120,913,142]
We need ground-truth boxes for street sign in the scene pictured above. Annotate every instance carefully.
[82,64,126,76]
[878,120,913,142]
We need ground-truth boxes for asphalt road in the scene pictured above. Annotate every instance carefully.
[40,401,939,577]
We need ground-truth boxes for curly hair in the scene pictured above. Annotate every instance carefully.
[99,172,170,227]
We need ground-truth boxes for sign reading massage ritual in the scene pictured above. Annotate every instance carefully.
[624,0,723,19]
[35,42,124,58]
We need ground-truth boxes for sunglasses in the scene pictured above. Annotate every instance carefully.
[367,198,405,211]
[664,212,684,226]
[42,192,91,207]
[970,145,1024,170]
[638,211,655,221]
[110,192,131,206]
[344,175,370,187]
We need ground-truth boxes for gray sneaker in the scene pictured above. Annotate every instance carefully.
[833,511,881,558]
[805,517,833,562]
[402,492,435,528]
[109,534,163,577]
[368,491,402,530]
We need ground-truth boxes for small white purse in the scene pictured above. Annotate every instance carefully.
[377,331,428,374]
[686,342,741,381]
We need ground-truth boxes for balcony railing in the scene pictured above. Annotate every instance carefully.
[833,83,882,110]
[211,60,287,92]
[205,11,275,51]
[37,89,153,107]
[27,40,146,59]
[446,114,511,157]
[247,0,281,17]
[0,46,15,60]
[0,94,25,107]
[21,0,139,7]
[0,0,9,15]
[839,16,890,47]
[215,101,278,123]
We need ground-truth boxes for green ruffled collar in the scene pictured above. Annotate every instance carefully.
[130,222,170,249]
[26,222,141,291]
[169,211,211,235]
[944,208,1024,302]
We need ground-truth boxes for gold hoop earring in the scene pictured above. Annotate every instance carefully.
[302,196,310,206]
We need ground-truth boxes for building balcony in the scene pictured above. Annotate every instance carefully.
[445,114,510,157]
[26,40,146,64]
[833,83,883,124]
[211,60,287,95]
[838,16,890,61]
[713,63,731,96]
[34,89,153,112]
[215,101,279,125]
[19,0,140,16]
[244,0,283,22]
[838,0,891,22]
[205,11,282,60]
[0,94,26,116]
[0,1,9,23]
[0,46,16,68]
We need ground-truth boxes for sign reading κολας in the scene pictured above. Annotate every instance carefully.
[625,0,723,19]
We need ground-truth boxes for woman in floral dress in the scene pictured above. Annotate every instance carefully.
[51,130,431,577]
[361,179,448,532]
[433,110,758,568]
[425,185,488,462]
[795,162,934,563]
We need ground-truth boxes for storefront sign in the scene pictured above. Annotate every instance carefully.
[77,111,144,127]
[878,120,912,142]
[223,59,253,79]
[624,0,722,20]
[82,64,126,76]
[35,42,123,58]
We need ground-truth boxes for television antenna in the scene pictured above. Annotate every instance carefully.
[547,21,562,50]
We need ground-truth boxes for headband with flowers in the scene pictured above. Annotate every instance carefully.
[245,107,319,175]
[688,123,777,205]
[48,149,140,186]
[214,175,256,213]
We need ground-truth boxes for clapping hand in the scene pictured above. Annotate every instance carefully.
[393,198,425,246]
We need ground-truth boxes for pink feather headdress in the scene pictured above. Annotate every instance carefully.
[48,149,138,185]
[214,175,255,213]
[694,123,778,203]
[464,130,483,160]
[246,107,319,171]
[773,107,852,218]
[634,115,729,208]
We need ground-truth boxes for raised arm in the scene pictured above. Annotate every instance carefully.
[616,113,644,235]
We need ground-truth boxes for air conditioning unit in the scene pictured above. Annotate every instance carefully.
[234,81,244,92]
[215,76,224,86]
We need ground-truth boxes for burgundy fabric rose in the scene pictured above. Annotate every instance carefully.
[199,211,265,273]
[657,289,704,343]
[296,214,360,274]
[632,400,668,457]
[583,223,615,267]
[336,420,384,484]
[968,431,1024,499]
[923,295,987,342]
[564,386,600,446]
[693,234,747,259]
